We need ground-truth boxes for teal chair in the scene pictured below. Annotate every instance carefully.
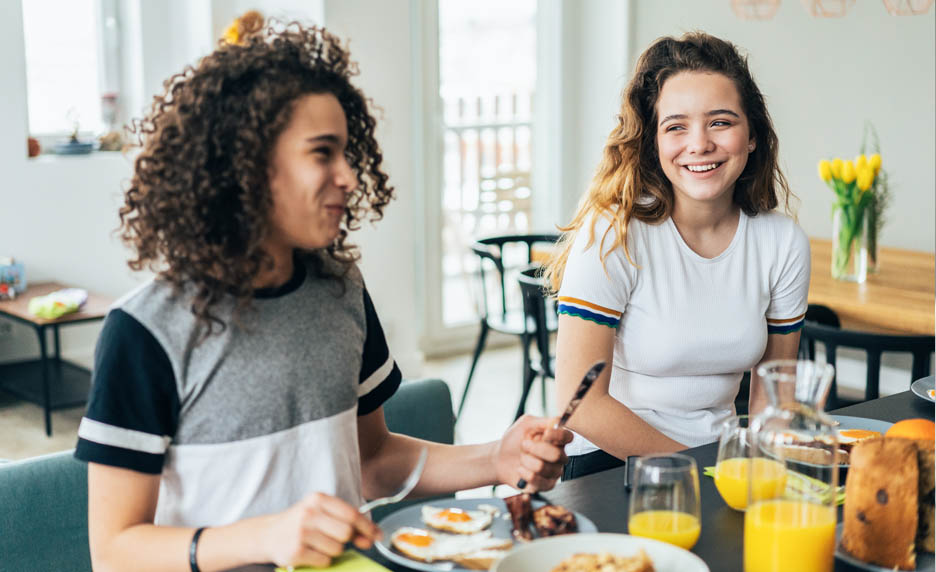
[0,378,455,571]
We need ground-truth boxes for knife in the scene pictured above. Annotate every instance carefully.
[515,360,606,490]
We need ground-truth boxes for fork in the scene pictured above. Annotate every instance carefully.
[359,447,428,514]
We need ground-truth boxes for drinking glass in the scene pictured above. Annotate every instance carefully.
[627,453,701,550]
[744,360,838,572]
[714,415,786,511]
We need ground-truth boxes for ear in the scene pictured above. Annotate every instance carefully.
[748,140,756,153]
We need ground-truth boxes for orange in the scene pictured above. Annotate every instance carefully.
[885,418,935,440]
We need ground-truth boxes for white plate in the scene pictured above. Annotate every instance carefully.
[492,532,709,572]
[835,522,935,571]
[911,376,935,403]
[374,497,598,572]
[829,415,894,440]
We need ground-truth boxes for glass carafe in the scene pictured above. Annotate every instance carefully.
[744,360,838,572]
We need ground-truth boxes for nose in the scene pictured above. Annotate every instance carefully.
[686,127,715,155]
[334,153,355,193]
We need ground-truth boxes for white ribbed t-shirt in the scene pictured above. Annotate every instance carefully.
[558,210,810,454]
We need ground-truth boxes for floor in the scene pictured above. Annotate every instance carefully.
[0,343,558,462]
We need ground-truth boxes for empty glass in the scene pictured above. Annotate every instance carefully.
[627,453,701,550]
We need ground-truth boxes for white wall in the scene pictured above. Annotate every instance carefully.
[322,0,423,374]
[574,1,935,252]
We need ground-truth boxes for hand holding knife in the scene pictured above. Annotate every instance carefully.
[515,360,606,490]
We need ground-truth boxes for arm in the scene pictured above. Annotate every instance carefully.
[88,464,379,571]
[748,331,802,416]
[554,314,686,459]
[357,407,570,498]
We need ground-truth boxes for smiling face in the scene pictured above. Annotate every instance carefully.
[656,71,754,210]
[265,93,354,257]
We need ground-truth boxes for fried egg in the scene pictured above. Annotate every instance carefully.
[836,428,881,447]
[390,526,512,563]
[421,505,494,534]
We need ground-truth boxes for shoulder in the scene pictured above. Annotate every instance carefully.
[747,211,809,251]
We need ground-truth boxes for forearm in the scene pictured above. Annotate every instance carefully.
[360,434,498,499]
[566,394,687,459]
[92,516,271,572]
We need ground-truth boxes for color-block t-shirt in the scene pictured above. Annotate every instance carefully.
[75,256,401,527]
[558,210,810,453]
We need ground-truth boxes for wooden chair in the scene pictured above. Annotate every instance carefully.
[457,234,559,420]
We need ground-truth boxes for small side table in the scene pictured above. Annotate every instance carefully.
[0,282,113,436]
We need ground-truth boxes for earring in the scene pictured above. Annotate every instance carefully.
[748,143,755,152]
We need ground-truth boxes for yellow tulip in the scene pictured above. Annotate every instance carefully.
[222,21,240,45]
[856,167,874,191]
[831,158,844,179]
[855,154,868,171]
[841,160,856,184]
[818,160,832,182]
[869,153,882,175]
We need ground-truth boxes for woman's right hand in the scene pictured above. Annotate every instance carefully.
[263,492,382,568]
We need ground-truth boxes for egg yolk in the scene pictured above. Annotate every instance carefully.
[397,532,434,547]
[439,509,473,522]
[839,429,880,439]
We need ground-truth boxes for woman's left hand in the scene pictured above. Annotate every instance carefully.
[493,415,571,491]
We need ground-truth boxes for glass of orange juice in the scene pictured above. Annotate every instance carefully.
[715,415,786,511]
[627,453,701,550]
[743,360,838,572]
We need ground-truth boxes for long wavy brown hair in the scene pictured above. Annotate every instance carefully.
[119,19,393,334]
[544,32,792,292]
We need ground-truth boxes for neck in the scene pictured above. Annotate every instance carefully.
[252,244,295,289]
[671,196,738,233]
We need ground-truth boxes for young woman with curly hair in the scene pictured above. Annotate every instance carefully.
[75,19,570,571]
[545,32,809,480]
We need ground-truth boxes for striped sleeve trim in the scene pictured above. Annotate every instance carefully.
[767,313,806,335]
[358,355,394,397]
[557,296,621,328]
[78,417,171,454]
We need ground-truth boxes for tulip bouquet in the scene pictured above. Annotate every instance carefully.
[817,153,882,281]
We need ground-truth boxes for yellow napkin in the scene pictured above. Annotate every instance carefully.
[274,550,390,572]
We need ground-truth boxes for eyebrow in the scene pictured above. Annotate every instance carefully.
[659,109,741,126]
[305,134,343,145]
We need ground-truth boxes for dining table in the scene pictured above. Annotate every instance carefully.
[338,389,933,572]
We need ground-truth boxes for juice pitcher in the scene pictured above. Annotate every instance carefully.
[744,359,838,572]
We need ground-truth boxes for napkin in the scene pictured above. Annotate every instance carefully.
[703,466,846,506]
[27,288,88,319]
[274,550,390,572]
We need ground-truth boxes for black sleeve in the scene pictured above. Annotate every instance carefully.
[74,309,179,474]
[357,288,402,416]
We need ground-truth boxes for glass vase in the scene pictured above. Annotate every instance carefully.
[745,360,839,572]
[831,204,868,283]
[866,200,879,274]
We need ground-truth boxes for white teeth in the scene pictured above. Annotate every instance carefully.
[686,163,719,172]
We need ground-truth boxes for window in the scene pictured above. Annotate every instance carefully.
[438,0,537,326]
[21,0,121,138]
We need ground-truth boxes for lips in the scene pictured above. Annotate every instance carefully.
[683,162,724,173]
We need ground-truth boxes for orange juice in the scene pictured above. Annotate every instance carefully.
[628,510,701,550]
[714,457,787,510]
[743,500,835,572]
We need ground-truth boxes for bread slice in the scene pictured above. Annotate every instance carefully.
[452,549,511,570]
[842,438,918,570]
[913,439,935,553]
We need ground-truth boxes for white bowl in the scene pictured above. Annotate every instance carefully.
[492,532,709,572]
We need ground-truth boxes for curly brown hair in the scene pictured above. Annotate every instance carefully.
[119,20,393,333]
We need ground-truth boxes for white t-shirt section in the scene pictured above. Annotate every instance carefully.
[559,210,810,454]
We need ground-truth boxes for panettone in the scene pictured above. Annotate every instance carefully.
[841,437,935,571]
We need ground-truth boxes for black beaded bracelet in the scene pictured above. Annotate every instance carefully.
[189,526,207,572]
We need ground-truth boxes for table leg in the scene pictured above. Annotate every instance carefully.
[36,325,52,436]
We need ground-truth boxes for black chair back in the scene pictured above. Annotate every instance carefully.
[514,264,556,419]
[800,304,934,408]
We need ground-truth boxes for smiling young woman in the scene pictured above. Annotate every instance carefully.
[544,32,809,480]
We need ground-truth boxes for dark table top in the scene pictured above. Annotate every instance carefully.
[236,391,932,571]
[360,390,933,572]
